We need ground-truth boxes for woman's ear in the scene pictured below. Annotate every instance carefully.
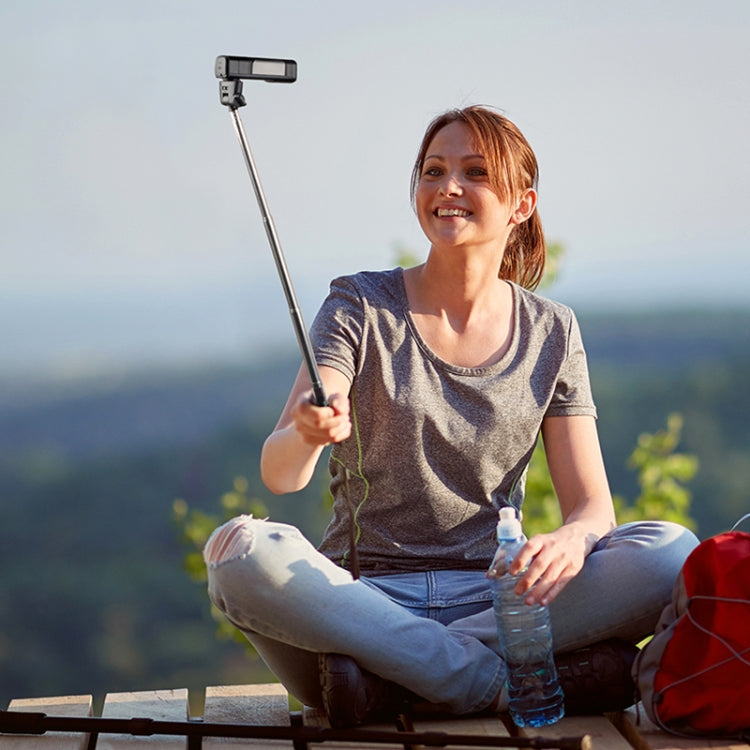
[511,188,537,225]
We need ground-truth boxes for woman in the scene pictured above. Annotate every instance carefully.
[203,106,698,728]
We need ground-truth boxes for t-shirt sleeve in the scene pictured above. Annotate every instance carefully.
[545,310,597,418]
[309,276,363,383]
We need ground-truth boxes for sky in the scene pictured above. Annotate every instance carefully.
[1,0,748,379]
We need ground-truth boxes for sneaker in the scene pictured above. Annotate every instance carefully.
[318,653,405,728]
[555,638,639,714]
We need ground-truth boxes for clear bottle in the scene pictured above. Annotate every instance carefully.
[487,507,564,727]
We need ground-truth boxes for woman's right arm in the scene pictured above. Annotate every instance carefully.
[260,363,353,494]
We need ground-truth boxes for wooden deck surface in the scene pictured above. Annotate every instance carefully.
[1,683,747,750]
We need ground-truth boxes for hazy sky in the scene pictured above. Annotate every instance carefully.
[1,1,748,376]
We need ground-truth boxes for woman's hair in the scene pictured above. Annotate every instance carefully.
[410,106,546,291]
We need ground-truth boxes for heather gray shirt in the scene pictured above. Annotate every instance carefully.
[311,268,596,574]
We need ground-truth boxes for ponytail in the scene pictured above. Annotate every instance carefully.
[501,211,546,291]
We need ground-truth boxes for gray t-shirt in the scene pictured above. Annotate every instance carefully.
[310,268,596,575]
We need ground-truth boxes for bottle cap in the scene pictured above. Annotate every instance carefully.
[496,506,523,539]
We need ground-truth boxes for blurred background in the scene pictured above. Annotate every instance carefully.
[1,0,748,713]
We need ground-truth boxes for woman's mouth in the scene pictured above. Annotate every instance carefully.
[435,207,471,218]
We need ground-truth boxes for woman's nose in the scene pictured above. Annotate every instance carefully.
[440,172,463,197]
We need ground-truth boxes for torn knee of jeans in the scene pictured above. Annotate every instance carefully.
[203,514,260,567]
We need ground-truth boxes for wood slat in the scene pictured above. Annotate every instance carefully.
[202,684,290,747]
[95,689,189,750]
[614,707,750,750]
[0,695,93,750]
[516,714,633,750]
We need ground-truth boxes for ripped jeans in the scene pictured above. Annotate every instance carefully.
[204,517,698,714]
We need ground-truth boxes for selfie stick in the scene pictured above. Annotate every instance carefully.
[216,55,327,408]
[215,56,359,579]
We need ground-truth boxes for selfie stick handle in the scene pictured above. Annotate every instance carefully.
[223,86,327,408]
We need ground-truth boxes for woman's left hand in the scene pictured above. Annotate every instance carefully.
[508,523,593,606]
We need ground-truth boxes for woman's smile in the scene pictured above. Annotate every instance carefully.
[435,206,472,218]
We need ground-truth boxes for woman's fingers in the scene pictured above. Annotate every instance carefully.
[511,530,587,605]
[291,391,352,445]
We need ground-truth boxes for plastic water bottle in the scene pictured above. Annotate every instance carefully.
[487,507,564,727]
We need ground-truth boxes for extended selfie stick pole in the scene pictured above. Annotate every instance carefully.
[215,55,361,578]
[216,55,327,408]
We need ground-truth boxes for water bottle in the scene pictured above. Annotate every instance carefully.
[487,507,564,727]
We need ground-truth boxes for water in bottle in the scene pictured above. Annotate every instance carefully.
[487,507,564,727]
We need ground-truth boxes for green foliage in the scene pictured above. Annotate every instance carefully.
[173,477,268,645]
[613,413,698,529]
[523,413,698,536]
[393,243,422,269]
[520,441,562,537]
[540,241,565,290]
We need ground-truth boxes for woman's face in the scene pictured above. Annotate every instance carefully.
[415,121,524,254]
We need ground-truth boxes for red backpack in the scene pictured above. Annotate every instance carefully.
[633,517,750,738]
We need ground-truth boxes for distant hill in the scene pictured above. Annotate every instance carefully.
[3,307,747,463]
[580,307,750,370]
[0,358,295,464]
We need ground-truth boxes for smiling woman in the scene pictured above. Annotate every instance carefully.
[203,105,699,730]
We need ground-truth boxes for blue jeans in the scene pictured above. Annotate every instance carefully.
[204,517,698,714]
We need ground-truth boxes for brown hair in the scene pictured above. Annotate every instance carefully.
[410,106,546,290]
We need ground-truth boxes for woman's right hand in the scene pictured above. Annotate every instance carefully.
[261,364,353,494]
[290,391,352,446]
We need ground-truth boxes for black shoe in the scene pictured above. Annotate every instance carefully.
[318,653,405,728]
[555,638,639,714]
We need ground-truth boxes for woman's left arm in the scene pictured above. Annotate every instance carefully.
[510,414,616,606]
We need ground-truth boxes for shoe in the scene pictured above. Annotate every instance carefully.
[318,653,405,728]
[555,638,639,714]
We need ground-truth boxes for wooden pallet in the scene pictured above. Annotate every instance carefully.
[1,683,747,750]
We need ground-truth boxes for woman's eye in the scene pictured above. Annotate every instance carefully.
[467,167,488,177]
[423,166,442,177]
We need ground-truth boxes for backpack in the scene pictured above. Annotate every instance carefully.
[633,515,750,739]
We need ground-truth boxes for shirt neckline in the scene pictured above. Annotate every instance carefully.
[396,267,521,376]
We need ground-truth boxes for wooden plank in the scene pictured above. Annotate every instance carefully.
[0,695,92,750]
[614,707,750,750]
[202,684,290,748]
[409,711,513,750]
[96,688,188,750]
[516,714,632,750]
